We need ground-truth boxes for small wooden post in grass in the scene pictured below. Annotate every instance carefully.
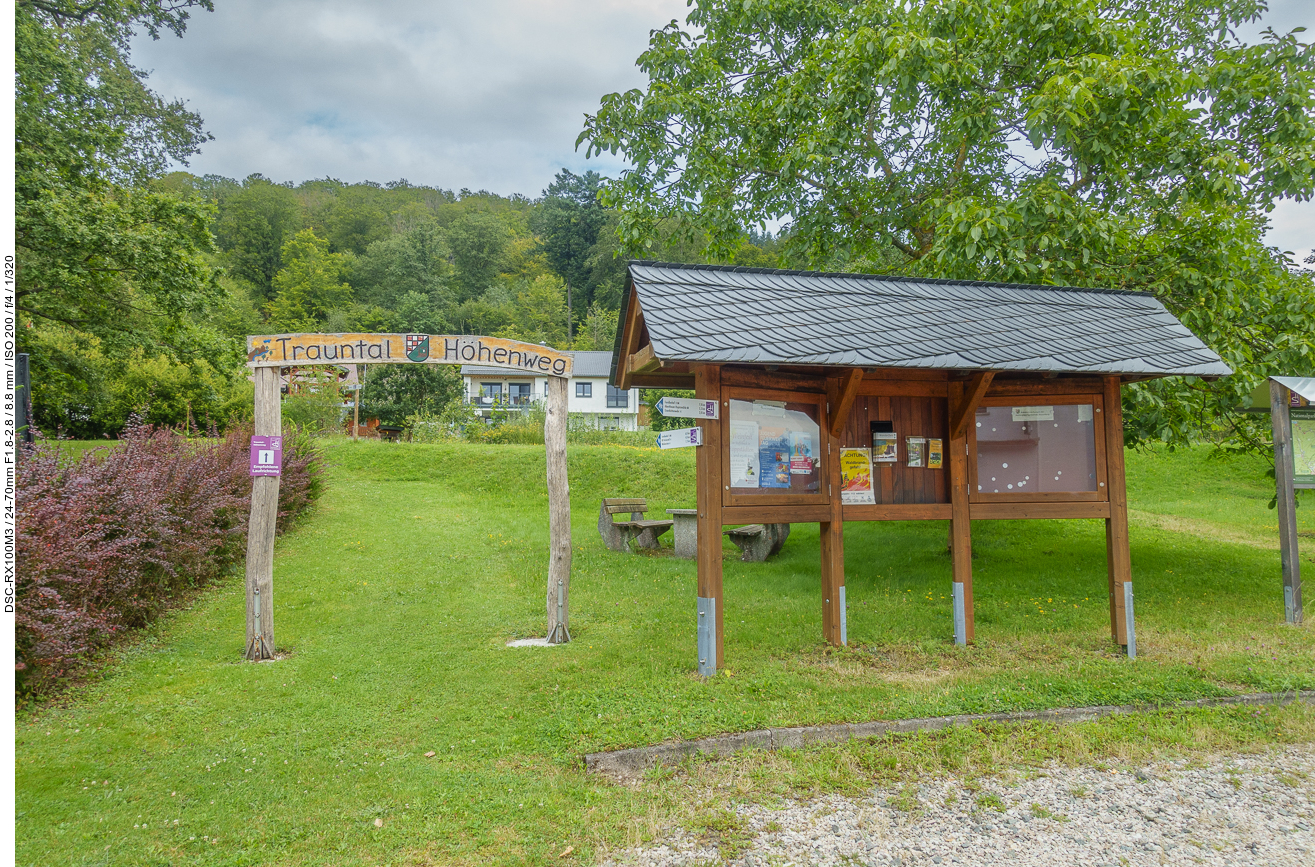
[545,375,572,643]
[244,366,280,660]
[352,364,361,442]
[1270,380,1304,625]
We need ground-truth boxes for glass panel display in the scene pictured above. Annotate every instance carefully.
[1293,409,1315,485]
[728,399,822,495]
[975,404,1097,493]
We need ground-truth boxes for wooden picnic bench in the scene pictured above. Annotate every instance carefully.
[598,498,673,552]
[725,523,791,562]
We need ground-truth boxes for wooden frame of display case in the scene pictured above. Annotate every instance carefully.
[682,365,1136,670]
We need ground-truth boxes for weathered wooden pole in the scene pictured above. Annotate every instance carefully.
[244,366,280,660]
[352,364,361,441]
[1270,380,1304,625]
[1103,375,1134,653]
[948,380,975,645]
[544,375,572,643]
[820,375,847,647]
[694,364,724,675]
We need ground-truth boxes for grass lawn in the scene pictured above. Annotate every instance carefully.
[16,439,1315,866]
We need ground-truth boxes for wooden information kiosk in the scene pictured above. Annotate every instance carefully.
[611,263,1231,673]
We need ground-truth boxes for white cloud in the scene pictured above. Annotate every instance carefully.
[132,0,689,194]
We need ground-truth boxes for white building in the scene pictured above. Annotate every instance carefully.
[460,351,642,430]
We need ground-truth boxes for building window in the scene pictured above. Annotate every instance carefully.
[479,383,502,405]
[600,416,621,431]
[606,384,628,408]
[508,382,531,405]
[576,382,592,398]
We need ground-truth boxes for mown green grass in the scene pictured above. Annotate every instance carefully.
[16,440,1315,866]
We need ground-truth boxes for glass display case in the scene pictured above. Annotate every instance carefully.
[724,394,826,505]
[971,399,1104,499]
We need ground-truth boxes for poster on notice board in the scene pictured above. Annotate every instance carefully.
[729,420,760,487]
[840,448,876,504]
[758,425,792,488]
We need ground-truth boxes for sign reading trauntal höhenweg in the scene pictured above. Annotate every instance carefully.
[246,333,573,377]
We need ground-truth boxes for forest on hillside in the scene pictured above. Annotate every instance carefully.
[26,168,778,438]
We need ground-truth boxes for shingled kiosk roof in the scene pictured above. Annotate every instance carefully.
[611,262,1231,389]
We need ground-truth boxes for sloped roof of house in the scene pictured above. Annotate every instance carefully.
[612,262,1230,382]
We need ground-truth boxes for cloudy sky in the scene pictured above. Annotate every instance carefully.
[134,0,1313,257]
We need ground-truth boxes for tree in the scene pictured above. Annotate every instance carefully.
[497,274,569,348]
[572,303,619,352]
[265,230,354,331]
[359,365,463,427]
[446,211,511,302]
[351,220,452,312]
[16,0,220,349]
[580,0,1315,447]
[530,170,610,324]
[213,175,304,300]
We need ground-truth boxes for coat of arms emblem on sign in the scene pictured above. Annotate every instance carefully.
[404,334,430,362]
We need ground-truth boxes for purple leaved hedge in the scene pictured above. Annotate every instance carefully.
[16,420,325,695]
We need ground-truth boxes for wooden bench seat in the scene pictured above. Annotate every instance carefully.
[724,523,791,562]
[598,498,673,552]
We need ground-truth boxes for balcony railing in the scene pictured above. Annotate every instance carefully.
[466,395,538,409]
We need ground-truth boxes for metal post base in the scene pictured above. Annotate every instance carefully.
[839,585,847,646]
[1123,581,1137,659]
[952,582,966,646]
[697,596,716,677]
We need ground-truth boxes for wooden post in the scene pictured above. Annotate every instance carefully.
[948,381,975,643]
[1103,375,1133,647]
[821,376,846,646]
[244,366,280,660]
[544,376,573,643]
[695,364,724,672]
[352,364,361,441]
[1271,380,1304,625]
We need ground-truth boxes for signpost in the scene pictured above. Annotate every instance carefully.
[655,396,719,419]
[242,333,576,662]
[1270,378,1313,625]
[657,427,704,449]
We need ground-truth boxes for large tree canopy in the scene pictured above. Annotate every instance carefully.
[581,0,1315,447]
[16,0,220,351]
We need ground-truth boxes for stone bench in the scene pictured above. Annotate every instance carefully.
[665,511,790,561]
[666,509,699,558]
[725,523,791,562]
[599,498,673,552]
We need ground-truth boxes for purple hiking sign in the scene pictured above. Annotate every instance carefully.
[249,436,283,477]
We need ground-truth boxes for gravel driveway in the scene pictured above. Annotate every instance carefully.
[605,746,1315,866]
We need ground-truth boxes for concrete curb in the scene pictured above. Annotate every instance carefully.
[583,690,1315,780]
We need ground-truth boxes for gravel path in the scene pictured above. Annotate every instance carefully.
[604,746,1315,866]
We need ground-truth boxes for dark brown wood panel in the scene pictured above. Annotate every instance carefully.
[721,366,828,392]
[971,502,1112,520]
[834,390,950,505]
[986,378,1104,396]
[843,503,954,521]
[721,504,833,524]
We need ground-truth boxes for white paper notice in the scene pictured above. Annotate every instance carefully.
[730,421,760,487]
[1012,405,1055,422]
[1076,404,1093,422]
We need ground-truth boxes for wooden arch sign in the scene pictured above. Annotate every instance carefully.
[242,333,574,660]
